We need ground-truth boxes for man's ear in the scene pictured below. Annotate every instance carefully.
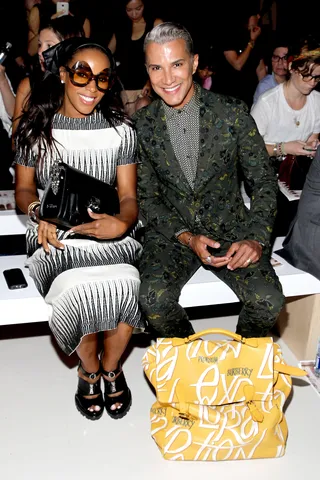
[288,61,293,72]
[192,54,199,75]
[59,66,66,84]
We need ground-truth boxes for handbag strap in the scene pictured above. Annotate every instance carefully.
[172,329,259,348]
[274,363,307,377]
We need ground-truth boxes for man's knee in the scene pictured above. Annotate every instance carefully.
[140,278,169,310]
[139,283,193,338]
[270,288,285,316]
[139,282,180,320]
[244,278,285,316]
[237,284,285,338]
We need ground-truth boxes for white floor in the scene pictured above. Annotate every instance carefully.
[1,315,319,480]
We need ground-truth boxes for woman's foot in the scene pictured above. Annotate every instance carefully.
[75,363,104,421]
[101,360,132,419]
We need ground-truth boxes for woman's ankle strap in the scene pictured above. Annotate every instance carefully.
[100,363,121,378]
[78,362,100,380]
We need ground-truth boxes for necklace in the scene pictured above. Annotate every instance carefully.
[294,117,300,127]
[284,83,304,127]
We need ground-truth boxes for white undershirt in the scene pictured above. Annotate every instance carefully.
[250,83,320,144]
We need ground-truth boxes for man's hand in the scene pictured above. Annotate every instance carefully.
[188,234,231,268]
[225,240,262,271]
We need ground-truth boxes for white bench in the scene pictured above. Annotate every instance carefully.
[1,209,320,361]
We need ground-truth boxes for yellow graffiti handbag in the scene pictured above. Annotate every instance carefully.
[142,328,306,461]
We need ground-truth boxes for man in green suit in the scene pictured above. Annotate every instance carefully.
[134,22,284,338]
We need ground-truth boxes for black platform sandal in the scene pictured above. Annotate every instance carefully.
[101,364,132,420]
[75,363,104,421]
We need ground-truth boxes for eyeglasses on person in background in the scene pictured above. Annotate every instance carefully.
[300,72,320,83]
[272,54,288,63]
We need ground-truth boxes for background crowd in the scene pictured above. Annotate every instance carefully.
[0,1,319,229]
[0,1,318,221]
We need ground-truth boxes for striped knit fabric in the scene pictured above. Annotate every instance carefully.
[17,112,143,354]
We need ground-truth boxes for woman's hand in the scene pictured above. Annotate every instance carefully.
[66,210,127,240]
[38,219,64,254]
[305,139,319,152]
[249,19,261,42]
[284,140,317,157]
[50,11,73,20]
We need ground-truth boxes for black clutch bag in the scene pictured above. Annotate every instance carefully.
[39,162,120,229]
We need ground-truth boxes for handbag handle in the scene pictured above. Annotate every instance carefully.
[172,329,258,348]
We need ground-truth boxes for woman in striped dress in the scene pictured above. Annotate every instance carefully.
[14,38,143,421]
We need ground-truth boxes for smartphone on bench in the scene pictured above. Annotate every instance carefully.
[3,268,28,290]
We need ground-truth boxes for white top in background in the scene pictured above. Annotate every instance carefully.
[0,73,15,135]
[250,83,320,144]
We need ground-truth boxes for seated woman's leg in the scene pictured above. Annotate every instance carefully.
[75,332,103,420]
[139,233,200,338]
[214,254,285,337]
[45,262,142,420]
[101,323,133,419]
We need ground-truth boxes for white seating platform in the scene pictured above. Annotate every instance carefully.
[1,209,320,361]
[0,236,319,323]
[179,237,320,307]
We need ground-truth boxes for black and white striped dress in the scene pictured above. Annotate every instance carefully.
[16,112,143,355]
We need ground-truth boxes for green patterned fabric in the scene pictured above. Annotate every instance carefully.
[133,88,284,338]
[138,231,284,338]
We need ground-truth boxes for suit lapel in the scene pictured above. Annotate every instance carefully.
[193,93,219,191]
[152,103,193,193]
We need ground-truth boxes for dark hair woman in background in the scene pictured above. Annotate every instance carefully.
[27,0,90,57]
[108,0,162,116]
[13,14,84,143]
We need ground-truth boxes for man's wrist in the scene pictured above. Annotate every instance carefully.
[177,231,194,248]
[252,240,265,250]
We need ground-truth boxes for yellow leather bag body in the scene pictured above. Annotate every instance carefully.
[142,328,306,461]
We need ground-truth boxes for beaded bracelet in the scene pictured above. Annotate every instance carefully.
[279,142,286,156]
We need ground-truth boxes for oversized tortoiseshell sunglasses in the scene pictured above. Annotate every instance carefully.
[65,61,113,92]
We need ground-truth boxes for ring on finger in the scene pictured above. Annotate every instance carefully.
[205,256,211,263]
[246,258,252,264]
